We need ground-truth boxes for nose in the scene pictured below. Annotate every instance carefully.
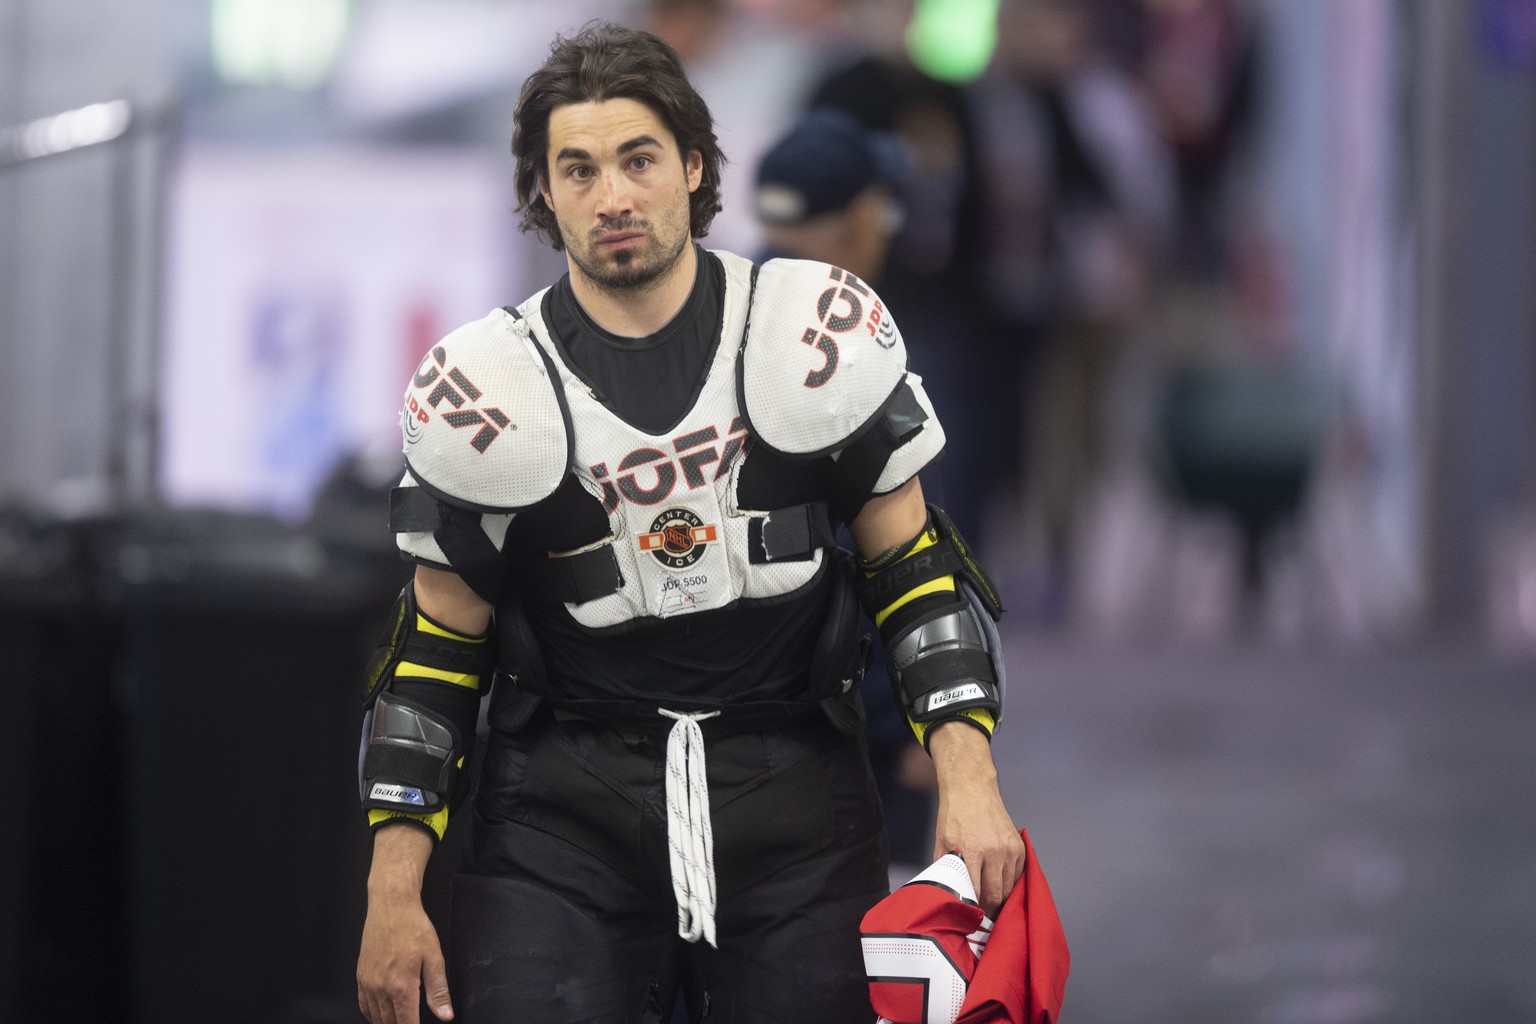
[594,170,633,219]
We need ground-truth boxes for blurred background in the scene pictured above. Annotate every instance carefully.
[2,0,1534,1021]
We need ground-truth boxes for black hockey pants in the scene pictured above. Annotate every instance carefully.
[449,707,889,1023]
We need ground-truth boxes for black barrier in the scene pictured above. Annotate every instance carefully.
[0,504,469,1024]
[0,511,128,1024]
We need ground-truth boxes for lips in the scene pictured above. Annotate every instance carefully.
[596,231,646,249]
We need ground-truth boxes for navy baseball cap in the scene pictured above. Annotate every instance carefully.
[755,108,907,225]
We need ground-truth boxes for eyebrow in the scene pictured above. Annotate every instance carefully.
[618,135,664,155]
[553,135,666,164]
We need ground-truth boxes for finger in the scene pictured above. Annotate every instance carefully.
[358,977,387,1024]
[367,974,410,1024]
[989,842,1026,912]
[397,983,420,1024]
[363,988,390,1024]
[981,854,1009,917]
[955,849,989,911]
[1002,835,1026,893]
[377,986,400,1024]
[424,952,455,1021]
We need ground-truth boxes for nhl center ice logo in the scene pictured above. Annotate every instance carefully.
[639,508,718,570]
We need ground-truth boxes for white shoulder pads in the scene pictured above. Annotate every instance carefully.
[740,258,907,456]
[402,305,572,513]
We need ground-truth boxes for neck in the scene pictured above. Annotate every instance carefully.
[567,242,699,338]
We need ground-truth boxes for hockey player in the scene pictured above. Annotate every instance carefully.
[355,22,1025,1024]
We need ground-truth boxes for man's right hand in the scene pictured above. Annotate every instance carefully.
[357,826,453,1023]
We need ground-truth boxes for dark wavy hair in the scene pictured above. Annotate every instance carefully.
[512,21,726,251]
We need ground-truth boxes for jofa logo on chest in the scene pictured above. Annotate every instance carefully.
[638,508,718,569]
[588,417,749,514]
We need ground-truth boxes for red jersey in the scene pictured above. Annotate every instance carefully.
[860,829,1069,1024]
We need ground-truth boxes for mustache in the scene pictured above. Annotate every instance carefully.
[591,216,649,237]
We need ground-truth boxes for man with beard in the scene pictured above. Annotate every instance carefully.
[355,22,1024,1024]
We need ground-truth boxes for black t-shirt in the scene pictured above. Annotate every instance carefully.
[501,249,843,709]
[543,246,723,434]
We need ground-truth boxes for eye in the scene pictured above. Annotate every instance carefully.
[566,164,593,181]
[629,154,654,171]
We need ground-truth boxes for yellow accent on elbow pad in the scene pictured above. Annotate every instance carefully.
[865,527,957,628]
[394,661,484,690]
[394,612,490,690]
[415,612,487,643]
[368,807,450,842]
[909,708,997,748]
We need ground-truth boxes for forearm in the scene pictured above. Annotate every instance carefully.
[926,718,1023,912]
[358,821,455,1023]
[367,822,436,901]
[928,719,999,796]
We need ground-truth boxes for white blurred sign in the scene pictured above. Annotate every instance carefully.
[163,144,516,516]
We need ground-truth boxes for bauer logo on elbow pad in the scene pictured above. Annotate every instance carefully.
[925,683,987,713]
[370,783,427,806]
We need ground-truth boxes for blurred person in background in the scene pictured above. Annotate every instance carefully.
[753,107,906,284]
[974,0,1172,621]
[1131,0,1261,293]
[754,107,941,882]
[1115,0,1324,635]
[354,22,1024,1024]
[801,0,1014,561]
[636,0,823,254]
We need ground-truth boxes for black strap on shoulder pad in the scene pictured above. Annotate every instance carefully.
[832,380,928,514]
[390,485,508,604]
[434,506,507,604]
[390,485,442,533]
[538,545,625,605]
[748,502,835,564]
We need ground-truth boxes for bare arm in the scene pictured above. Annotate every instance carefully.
[847,477,930,560]
[414,564,494,635]
[925,718,1026,915]
[358,825,450,1023]
[357,566,490,1023]
[849,479,1025,915]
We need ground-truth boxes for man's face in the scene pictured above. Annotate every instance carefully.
[540,98,703,292]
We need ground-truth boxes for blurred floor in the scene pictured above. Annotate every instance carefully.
[996,633,1536,1024]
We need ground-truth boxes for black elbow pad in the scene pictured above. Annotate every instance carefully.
[358,585,493,835]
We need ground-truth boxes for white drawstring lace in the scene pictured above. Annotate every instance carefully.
[658,707,721,947]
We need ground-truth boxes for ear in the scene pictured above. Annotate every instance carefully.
[685,149,704,193]
[538,173,553,209]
